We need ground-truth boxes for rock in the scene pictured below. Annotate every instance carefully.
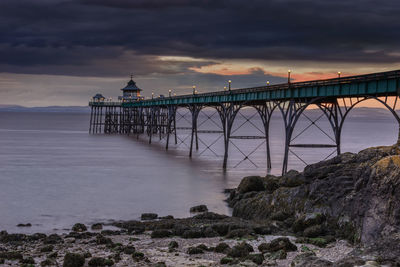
[159,215,174,220]
[182,229,203,239]
[229,145,400,247]
[227,242,253,258]
[258,237,297,252]
[270,211,291,221]
[72,223,87,232]
[237,176,265,194]
[362,237,400,265]
[196,244,209,251]
[0,232,27,243]
[21,257,35,264]
[303,225,323,238]
[48,252,58,258]
[334,256,366,267]
[189,205,208,213]
[17,223,32,227]
[154,262,167,267]
[253,225,272,235]
[151,229,172,238]
[88,257,114,266]
[41,259,56,266]
[63,253,85,267]
[123,245,136,255]
[44,234,63,244]
[168,241,178,252]
[96,234,113,245]
[187,246,204,254]
[247,253,264,265]
[220,257,235,264]
[291,252,333,266]
[226,228,252,238]
[132,251,144,260]
[40,245,54,252]
[192,212,228,220]
[0,251,23,260]
[112,220,145,234]
[91,223,103,230]
[101,230,121,236]
[279,170,305,187]
[265,249,287,260]
[214,242,230,253]
[29,233,47,241]
[293,213,325,233]
[141,213,158,220]
[203,226,219,237]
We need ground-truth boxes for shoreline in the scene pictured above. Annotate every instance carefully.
[0,211,357,267]
[2,144,400,266]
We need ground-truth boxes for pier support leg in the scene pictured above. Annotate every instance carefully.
[189,105,202,157]
[89,106,94,134]
[216,103,242,170]
[278,100,309,175]
[166,106,177,150]
[256,102,277,170]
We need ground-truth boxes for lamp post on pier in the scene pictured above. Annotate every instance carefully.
[192,85,196,95]
[169,89,172,97]
[288,70,291,83]
[338,71,341,78]
[228,80,231,91]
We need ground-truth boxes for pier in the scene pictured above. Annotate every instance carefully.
[89,70,400,174]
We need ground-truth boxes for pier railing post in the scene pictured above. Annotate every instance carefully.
[89,106,94,134]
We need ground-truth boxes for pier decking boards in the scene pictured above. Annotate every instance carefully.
[89,70,400,174]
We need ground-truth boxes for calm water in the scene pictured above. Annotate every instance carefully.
[0,108,398,233]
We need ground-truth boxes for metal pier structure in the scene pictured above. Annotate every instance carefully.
[89,70,400,174]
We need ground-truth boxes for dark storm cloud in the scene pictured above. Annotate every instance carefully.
[0,0,399,77]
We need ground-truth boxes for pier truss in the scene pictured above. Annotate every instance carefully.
[89,70,400,174]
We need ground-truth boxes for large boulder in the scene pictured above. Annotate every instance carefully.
[229,144,400,247]
[237,176,265,194]
[63,253,85,267]
[258,237,297,253]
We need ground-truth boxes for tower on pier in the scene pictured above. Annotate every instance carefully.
[119,76,144,101]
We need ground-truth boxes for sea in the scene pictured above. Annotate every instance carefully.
[0,107,398,233]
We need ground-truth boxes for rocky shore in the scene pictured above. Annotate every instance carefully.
[1,144,400,266]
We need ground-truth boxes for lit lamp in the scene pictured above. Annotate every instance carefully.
[151,92,154,99]
[288,70,291,83]
[169,89,172,97]
[195,90,198,94]
[192,85,196,95]
[267,81,270,86]
[228,80,232,91]
[338,71,341,78]
[224,86,227,91]
[173,93,176,96]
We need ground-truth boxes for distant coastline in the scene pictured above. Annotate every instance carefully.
[0,105,90,113]
[0,105,396,116]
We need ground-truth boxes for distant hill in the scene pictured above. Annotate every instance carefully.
[0,105,90,113]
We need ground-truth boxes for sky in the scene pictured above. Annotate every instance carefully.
[1,0,400,106]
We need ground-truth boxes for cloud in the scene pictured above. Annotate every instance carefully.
[0,0,399,105]
[0,0,399,75]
